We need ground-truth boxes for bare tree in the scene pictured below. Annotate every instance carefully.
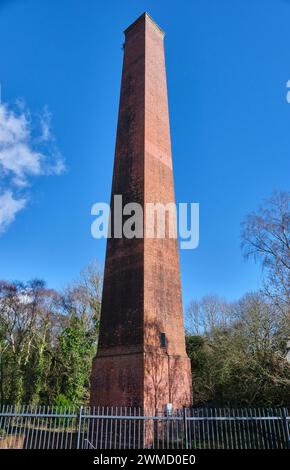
[185,295,231,336]
[241,190,290,315]
[62,260,102,330]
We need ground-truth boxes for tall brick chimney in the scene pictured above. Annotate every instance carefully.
[90,12,192,410]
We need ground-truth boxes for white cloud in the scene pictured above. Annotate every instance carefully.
[0,191,26,233]
[0,100,65,233]
[0,143,42,181]
[39,107,52,142]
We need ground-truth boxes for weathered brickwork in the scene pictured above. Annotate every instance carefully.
[90,12,192,410]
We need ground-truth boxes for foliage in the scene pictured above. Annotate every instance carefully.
[54,393,75,409]
[186,292,290,406]
[0,261,102,406]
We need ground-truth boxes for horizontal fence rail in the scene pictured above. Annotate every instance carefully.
[0,406,289,449]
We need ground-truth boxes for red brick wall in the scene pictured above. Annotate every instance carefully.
[90,13,192,410]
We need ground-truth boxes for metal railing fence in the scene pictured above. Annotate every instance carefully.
[0,405,289,449]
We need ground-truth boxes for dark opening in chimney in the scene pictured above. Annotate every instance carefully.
[160,332,166,348]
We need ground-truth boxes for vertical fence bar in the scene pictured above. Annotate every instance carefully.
[151,408,154,450]
[114,406,118,450]
[64,407,69,450]
[109,406,113,449]
[282,408,290,449]
[143,408,146,449]
[203,407,208,449]
[96,406,100,449]
[104,407,108,449]
[91,406,96,449]
[246,408,252,449]
[0,405,5,443]
[183,407,188,449]
[133,407,136,450]
[69,407,75,449]
[261,408,269,449]
[189,408,194,450]
[17,405,25,449]
[23,405,30,449]
[209,408,214,450]
[176,409,179,449]
[119,407,122,449]
[59,407,65,450]
[268,408,274,449]
[9,405,16,446]
[8,405,15,447]
[56,406,62,449]
[273,408,281,449]
[76,406,83,449]
[128,407,132,450]
[123,407,127,449]
[3,405,11,448]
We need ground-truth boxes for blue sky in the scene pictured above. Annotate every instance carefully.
[0,0,289,307]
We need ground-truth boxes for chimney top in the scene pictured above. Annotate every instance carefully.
[124,12,165,37]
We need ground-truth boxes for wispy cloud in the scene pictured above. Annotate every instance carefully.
[0,191,26,233]
[0,99,65,233]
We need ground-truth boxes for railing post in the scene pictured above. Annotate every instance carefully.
[282,408,290,449]
[76,406,83,449]
[183,406,189,449]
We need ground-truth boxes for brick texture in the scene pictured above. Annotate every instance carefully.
[90,12,192,410]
